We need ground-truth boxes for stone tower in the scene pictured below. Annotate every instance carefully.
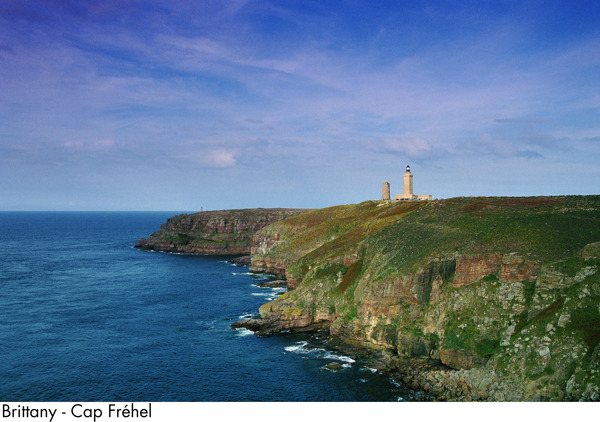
[403,165,413,197]
[382,182,390,201]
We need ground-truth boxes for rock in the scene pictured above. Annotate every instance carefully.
[477,377,493,391]
[135,208,308,255]
[454,255,502,287]
[325,362,343,371]
[397,334,432,358]
[256,279,288,288]
[228,255,252,266]
[557,312,570,328]
[500,253,538,283]
[368,350,395,371]
[583,242,600,259]
[230,318,281,336]
[220,196,600,401]
[538,346,551,362]
[439,349,488,370]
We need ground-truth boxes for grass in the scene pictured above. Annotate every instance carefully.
[569,305,600,350]
[522,280,536,305]
[475,338,501,357]
[337,259,363,294]
[553,257,600,277]
[269,200,426,283]
[252,195,600,378]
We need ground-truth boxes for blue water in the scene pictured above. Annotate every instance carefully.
[0,212,410,401]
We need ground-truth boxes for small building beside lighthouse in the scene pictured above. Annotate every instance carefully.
[382,165,432,201]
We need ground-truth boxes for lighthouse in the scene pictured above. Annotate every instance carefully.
[403,165,413,197]
[388,165,432,201]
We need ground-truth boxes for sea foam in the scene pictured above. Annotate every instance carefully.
[233,327,255,337]
[283,341,355,367]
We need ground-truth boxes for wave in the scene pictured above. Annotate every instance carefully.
[284,341,309,353]
[230,271,277,282]
[250,289,285,301]
[283,340,355,366]
[323,352,355,364]
[219,260,238,265]
[233,327,255,337]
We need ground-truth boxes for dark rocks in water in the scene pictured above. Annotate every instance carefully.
[228,255,252,266]
[231,316,330,337]
[256,279,287,288]
[231,318,280,336]
[325,362,343,371]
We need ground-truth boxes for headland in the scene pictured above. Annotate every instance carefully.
[138,195,600,401]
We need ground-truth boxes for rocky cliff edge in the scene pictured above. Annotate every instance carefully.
[235,196,600,401]
[135,208,309,255]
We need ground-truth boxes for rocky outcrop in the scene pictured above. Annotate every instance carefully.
[454,255,501,287]
[248,256,289,279]
[135,208,308,255]
[234,196,600,401]
[583,241,600,259]
[439,349,488,370]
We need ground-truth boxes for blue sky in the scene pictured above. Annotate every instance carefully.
[1,0,599,210]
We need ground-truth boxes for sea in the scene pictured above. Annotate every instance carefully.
[0,212,414,402]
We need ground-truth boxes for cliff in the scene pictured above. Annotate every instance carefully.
[135,208,309,255]
[235,196,600,401]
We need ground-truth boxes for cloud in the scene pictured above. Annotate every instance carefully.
[374,137,445,160]
[60,139,115,151]
[2,1,599,209]
[462,133,542,159]
[520,134,560,150]
[186,149,238,168]
[206,149,237,167]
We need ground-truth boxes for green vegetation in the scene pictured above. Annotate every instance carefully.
[569,305,600,350]
[250,196,600,400]
[522,280,536,305]
[338,259,363,294]
[475,338,501,357]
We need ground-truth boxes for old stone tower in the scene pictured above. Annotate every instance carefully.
[382,182,390,201]
[383,165,432,201]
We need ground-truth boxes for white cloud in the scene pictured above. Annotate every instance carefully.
[186,149,238,168]
[207,149,237,167]
[381,137,435,159]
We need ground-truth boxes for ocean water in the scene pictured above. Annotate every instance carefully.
[0,212,411,401]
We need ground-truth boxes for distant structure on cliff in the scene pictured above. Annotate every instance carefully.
[382,165,432,201]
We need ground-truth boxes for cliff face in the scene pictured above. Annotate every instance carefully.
[239,196,600,401]
[135,208,309,255]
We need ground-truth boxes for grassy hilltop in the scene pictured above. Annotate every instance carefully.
[244,196,600,401]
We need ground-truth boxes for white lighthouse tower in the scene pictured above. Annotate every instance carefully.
[393,165,431,201]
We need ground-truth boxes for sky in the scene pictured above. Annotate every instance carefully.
[1,0,599,211]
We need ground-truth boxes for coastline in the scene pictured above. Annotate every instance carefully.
[139,197,600,401]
